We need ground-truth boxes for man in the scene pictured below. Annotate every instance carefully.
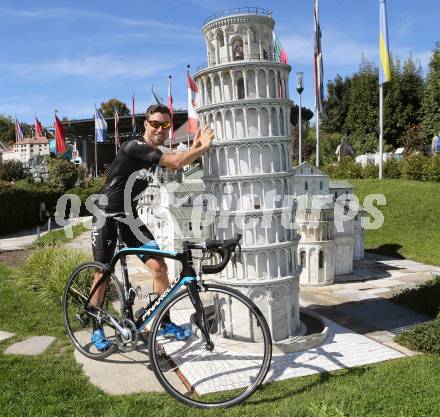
[90,104,214,350]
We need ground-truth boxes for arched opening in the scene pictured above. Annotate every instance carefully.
[319,250,324,269]
[237,77,245,99]
[216,30,225,47]
[215,112,223,140]
[232,36,244,61]
[227,147,237,175]
[213,74,222,103]
[300,251,306,268]
[271,107,279,136]
[206,78,213,104]
[268,70,277,98]
[246,69,256,99]
[260,107,269,136]
[225,110,234,139]
[247,107,258,137]
[223,72,233,101]
[258,253,268,277]
[258,69,267,98]
[238,146,249,174]
[235,109,246,138]
[261,144,271,173]
[218,147,227,176]
[250,145,261,173]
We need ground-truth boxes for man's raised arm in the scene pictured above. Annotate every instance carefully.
[159,127,214,171]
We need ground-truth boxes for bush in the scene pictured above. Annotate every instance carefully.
[383,158,402,178]
[328,157,363,179]
[65,178,105,216]
[15,244,91,305]
[0,160,26,181]
[47,157,78,190]
[395,319,440,354]
[426,154,440,182]
[402,154,429,181]
[392,275,440,318]
[0,181,62,235]
[361,162,378,179]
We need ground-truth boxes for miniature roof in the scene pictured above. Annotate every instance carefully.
[292,161,328,176]
[15,137,49,145]
[329,180,353,189]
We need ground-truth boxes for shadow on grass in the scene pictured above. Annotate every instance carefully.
[367,244,405,260]
[247,366,369,406]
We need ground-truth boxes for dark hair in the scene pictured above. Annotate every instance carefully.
[145,104,171,120]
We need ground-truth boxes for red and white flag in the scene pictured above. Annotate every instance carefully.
[314,0,324,111]
[35,117,43,137]
[55,114,66,154]
[187,69,199,134]
[167,75,174,144]
[15,118,24,143]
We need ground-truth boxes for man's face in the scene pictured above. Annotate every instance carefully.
[144,112,171,148]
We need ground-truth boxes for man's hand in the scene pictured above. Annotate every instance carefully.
[197,127,214,151]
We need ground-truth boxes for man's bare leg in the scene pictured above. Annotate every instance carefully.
[90,271,107,307]
[145,257,169,295]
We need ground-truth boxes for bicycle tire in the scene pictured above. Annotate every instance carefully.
[63,261,124,360]
[148,283,272,408]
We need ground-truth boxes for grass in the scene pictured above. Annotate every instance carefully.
[32,223,88,247]
[350,179,440,266]
[1,263,440,417]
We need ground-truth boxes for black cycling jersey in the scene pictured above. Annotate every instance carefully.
[99,139,163,213]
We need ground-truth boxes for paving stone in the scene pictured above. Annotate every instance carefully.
[0,331,15,342]
[4,336,56,355]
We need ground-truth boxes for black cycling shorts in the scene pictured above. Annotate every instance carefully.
[91,215,159,264]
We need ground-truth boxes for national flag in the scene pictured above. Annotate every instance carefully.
[15,118,24,143]
[167,75,174,143]
[54,114,66,154]
[132,94,136,138]
[95,108,107,143]
[273,32,288,64]
[314,0,324,111]
[151,85,162,104]
[114,107,120,147]
[379,0,392,84]
[187,69,199,134]
[35,117,43,137]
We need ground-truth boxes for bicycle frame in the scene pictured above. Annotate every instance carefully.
[86,244,201,335]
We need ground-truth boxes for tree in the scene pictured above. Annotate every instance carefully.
[421,43,440,137]
[100,98,130,118]
[321,74,351,134]
[401,124,428,156]
[0,115,16,146]
[384,55,424,148]
[344,59,379,153]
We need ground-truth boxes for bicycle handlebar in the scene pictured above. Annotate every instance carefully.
[185,234,242,275]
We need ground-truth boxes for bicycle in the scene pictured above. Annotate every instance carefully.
[62,212,272,408]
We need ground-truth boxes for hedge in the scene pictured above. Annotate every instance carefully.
[323,155,440,181]
[0,181,63,235]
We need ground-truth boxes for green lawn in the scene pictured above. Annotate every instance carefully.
[1,263,440,417]
[350,179,440,266]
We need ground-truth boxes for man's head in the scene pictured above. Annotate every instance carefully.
[143,104,172,148]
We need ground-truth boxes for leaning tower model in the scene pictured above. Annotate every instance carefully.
[194,8,301,342]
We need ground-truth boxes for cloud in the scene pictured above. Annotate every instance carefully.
[0,7,199,34]
[0,55,177,81]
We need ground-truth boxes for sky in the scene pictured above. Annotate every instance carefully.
[0,0,439,127]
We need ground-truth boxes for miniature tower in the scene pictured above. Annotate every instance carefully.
[194,8,301,342]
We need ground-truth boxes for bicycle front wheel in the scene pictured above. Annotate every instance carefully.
[63,261,124,360]
[148,283,272,408]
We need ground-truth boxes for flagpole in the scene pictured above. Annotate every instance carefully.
[94,106,98,179]
[379,84,384,179]
[316,109,320,167]
[187,65,191,150]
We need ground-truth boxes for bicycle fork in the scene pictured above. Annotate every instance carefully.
[187,281,213,350]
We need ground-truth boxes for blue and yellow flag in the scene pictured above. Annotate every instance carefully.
[379,0,391,84]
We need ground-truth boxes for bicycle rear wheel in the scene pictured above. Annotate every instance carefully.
[148,283,272,408]
[63,261,123,359]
